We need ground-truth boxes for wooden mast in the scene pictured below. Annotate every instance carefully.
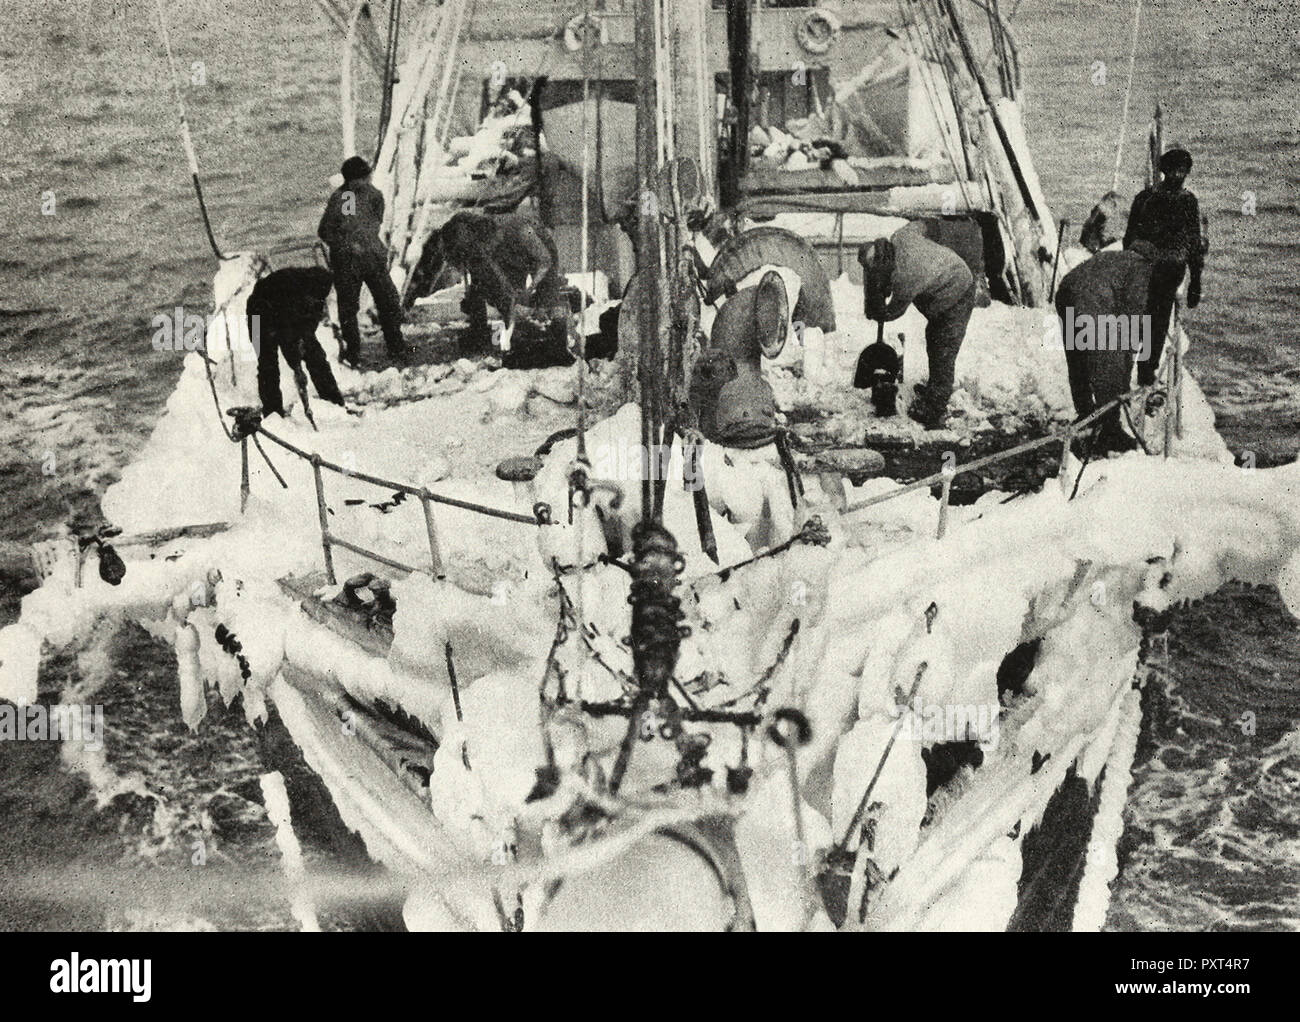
[631,0,715,522]
[375,0,402,154]
[633,0,665,522]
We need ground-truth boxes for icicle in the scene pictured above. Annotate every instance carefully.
[260,770,320,932]
[1072,685,1142,931]
[176,621,206,731]
[0,622,42,706]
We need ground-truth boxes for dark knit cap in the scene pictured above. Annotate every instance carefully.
[341,156,372,180]
[1159,148,1193,174]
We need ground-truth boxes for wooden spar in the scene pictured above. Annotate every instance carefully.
[989,0,1015,99]
[722,0,753,210]
[533,76,552,226]
[375,0,402,152]
[374,1,442,189]
[379,0,470,277]
[314,0,386,75]
[340,1,366,158]
[400,0,474,287]
[936,0,1040,223]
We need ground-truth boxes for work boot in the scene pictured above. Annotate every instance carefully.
[1097,427,1139,456]
[907,394,947,430]
[387,341,413,366]
[339,343,362,371]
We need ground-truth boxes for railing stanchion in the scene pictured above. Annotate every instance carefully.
[311,454,336,585]
[420,491,444,578]
[1058,424,1075,486]
[836,213,846,277]
[937,458,956,540]
[1172,305,1184,440]
[240,437,250,514]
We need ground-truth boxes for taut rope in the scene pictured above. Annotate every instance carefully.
[154,0,233,262]
[1111,0,1145,193]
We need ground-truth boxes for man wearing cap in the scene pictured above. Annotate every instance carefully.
[1123,148,1206,385]
[858,221,976,430]
[1079,190,1124,254]
[317,156,409,367]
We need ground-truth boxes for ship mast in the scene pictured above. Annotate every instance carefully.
[630,0,720,526]
[632,0,668,524]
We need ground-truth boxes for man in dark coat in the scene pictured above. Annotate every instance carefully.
[409,210,566,353]
[1053,241,1158,453]
[1123,148,1206,385]
[247,266,344,418]
[858,221,976,429]
[317,156,408,367]
[1079,190,1123,253]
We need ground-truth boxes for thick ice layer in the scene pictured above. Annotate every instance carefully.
[2,249,1287,931]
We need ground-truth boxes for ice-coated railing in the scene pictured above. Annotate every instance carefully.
[847,305,1185,540]
[92,292,1185,591]
[844,380,1167,540]
[251,425,551,587]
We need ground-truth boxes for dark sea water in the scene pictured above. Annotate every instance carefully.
[0,0,1297,930]
[1015,0,1300,931]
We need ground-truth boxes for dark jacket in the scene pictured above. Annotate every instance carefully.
[317,179,387,258]
[1123,186,1203,267]
[439,210,561,308]
[861,221,974,322]
[247,266,334,332]
[1055,245,1155,320]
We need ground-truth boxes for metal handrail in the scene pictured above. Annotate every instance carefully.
[244,424,547,587]
[257,427,542,525]
[841,382,1164,537]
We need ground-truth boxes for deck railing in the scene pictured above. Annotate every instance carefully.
[250,426,548,587]
[238,323,1182,583]
[841,381,1163,539]
[196,267,1188,591]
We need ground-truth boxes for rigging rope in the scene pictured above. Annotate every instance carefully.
[570,0,597,703]
[1111,0,1144,193]
[577,0,593,463]
[154,0,233,261]
[897,0,979,211]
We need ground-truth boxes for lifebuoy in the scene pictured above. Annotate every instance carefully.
[796,10,840,55]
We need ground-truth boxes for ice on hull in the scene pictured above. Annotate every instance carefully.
[4,265,1298,930]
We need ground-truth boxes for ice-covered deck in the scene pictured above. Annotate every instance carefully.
[6,249,1300,932]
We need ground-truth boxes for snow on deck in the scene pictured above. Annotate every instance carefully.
[3,251,1294,931]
